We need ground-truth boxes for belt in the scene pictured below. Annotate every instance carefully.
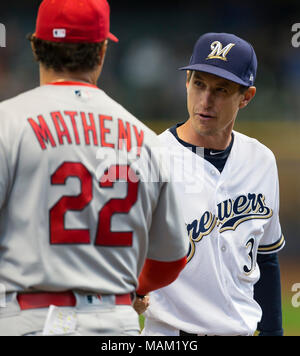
[180,330,198,336]
[17,291,132,310]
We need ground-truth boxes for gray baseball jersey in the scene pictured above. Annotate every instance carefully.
[0,82,188,295]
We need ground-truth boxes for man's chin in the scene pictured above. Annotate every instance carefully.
[193,126,218,137]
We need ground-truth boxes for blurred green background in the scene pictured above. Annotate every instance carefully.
[1,0,299,336]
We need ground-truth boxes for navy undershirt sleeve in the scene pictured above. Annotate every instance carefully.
[254,253,284,336]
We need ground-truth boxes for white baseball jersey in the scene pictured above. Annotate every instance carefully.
[0,82,188,295]
[144,128,285,336]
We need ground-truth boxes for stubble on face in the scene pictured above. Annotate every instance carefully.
[183,71,244,148]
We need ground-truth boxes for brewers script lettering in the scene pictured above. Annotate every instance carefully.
[186,193,273,262]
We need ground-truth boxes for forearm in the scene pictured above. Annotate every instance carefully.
[136,256,187,296]
[254,253,283,336]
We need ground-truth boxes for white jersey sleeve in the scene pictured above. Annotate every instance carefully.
[257,155,284,254]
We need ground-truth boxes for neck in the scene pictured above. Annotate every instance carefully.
[177,120,234,150]
[39,66,99,86]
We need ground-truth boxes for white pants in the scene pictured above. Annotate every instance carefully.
[141,317,251,336]
[141,317,181,336]
[0,292,140,336]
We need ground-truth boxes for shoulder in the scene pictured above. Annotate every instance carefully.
[233,130,277,165]
[158,129,171,139]
[0,87,46,127]
[0,87,43,112]
[0,88,42,135]
[158,128,179,146]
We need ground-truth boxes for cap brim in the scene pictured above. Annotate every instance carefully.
[179,64,250,87]
[108,32,119,42]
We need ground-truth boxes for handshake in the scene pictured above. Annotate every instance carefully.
[133,294,150,315]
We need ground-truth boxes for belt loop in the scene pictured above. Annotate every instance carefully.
[0,292,20,315]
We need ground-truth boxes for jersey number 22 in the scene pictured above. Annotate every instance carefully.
[49,162,139,246]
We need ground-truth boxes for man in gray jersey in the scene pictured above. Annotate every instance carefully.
[0,0,188,336]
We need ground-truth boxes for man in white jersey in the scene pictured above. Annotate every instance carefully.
[141,33,285,336]
[0,0,188,336]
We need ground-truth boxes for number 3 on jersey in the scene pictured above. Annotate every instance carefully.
[50,162,139,246]
[243,237,256,275]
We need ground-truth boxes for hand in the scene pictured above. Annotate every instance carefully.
[133,294,150,315]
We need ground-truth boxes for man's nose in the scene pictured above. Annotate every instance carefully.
[200,89,214,109]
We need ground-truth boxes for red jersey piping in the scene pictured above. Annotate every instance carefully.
[47,81,98,88]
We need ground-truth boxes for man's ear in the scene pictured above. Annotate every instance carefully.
[239,86,256,109]
[29,35,38,61]
[99,40,108,66]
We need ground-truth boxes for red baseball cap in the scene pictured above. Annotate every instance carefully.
[35,0,118,43]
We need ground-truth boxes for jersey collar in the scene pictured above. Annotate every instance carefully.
[46,81,99,89]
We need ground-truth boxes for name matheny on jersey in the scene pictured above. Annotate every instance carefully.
[186,193,273,262]
[27,110,144,152]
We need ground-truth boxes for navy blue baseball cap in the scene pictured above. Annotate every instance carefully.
[179,32,257,87]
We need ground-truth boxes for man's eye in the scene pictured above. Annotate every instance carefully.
[217,87,227,93]
[194,81,204,87]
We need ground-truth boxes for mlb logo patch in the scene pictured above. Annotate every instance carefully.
[86,295,102,305]
[53,29,66,38]
[74,89,91,101]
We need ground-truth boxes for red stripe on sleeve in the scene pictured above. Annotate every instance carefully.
[136,256,187,296]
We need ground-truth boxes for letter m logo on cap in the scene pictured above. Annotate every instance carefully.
[206,41,235,61]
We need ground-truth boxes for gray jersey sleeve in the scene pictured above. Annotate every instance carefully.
[147,179,189,262]
[0,130,9,210]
